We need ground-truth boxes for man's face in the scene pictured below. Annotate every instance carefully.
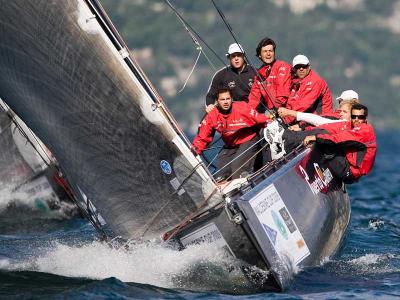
[217,91,233,112]
[339,103,352,121]
[351,109,367,127]
[259,44,275,64]
[295,64,310,79]
[229,53,245,69]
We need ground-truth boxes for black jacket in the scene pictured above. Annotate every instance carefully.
[205,64,257,106]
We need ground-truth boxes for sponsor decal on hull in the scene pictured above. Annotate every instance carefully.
[180,222,234,256]
[250,184,310,265]
[298,163,333,195]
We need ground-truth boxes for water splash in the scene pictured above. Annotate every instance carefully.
[0,184,77,219]
[349,253,397,267]
[368,218,385,230]
[4,240,258,293]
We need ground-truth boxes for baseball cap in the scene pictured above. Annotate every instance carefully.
[292,54,310,67]
[336,90,359,101]
[226,43,245,57]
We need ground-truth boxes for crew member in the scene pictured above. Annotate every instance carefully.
[193,88,270,180]
[248,37,291,112]
[324,89,360,119]
[304,104,376,183]
[284,54,333,124]
[205,43,257,113]
[276,99,357,153]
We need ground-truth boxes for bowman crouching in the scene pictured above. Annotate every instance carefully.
[192,88,270,181]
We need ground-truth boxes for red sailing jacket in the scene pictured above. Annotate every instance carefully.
[284,70,333,124]
[248,60,291,110]
[316,122,377,180]
[192,102,269,154]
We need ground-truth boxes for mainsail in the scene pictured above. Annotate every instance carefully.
[0,0,222,239]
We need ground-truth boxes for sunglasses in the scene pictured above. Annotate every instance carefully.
[294,64,309,70]
[351,114,366,120]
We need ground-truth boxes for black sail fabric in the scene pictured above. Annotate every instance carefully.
[0,0,222,239]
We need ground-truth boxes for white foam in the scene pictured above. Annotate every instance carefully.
[0,184,76,219]
[345,253,399,276]
[0,258,11,269]
[349,253,386,266]
[368,219,385,230]
[9,240,239,289]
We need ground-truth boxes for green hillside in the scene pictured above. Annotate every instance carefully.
[101,0,400,133]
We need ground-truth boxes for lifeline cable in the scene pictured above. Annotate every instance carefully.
[212,136,265,177]
[221,141,271,187]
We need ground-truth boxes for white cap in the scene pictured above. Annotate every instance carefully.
[292,54,310,67]
[336,90,359,101]
[226,43,245,57]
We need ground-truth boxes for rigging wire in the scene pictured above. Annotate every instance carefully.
[212,136,265,177]
[139,161,205,238]
[210,0,287,122]
[205,149,220,170]
[177,50,202,93]
[221,142,270,185]
[163,0,226,68]
[163,0,277,185]
[163,0,224,93]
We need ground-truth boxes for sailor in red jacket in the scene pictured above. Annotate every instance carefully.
[192,88,270,180]
[278,99,356,152]
[304,104,376,183]
[284,55,333,124]
[248,37,291,112]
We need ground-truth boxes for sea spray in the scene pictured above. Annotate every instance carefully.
[5,239,259,292]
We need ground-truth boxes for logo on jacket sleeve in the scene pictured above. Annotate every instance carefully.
[248,78,254,87]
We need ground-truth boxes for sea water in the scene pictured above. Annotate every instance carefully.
[0,130,399,299]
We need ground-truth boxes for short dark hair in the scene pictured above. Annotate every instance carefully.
[256,37,276,56]
[351,103,368,117]
[216,87,232,99]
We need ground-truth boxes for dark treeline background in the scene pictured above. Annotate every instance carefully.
[101,0,400,133]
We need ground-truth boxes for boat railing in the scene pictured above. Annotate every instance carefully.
[222,144,308,199]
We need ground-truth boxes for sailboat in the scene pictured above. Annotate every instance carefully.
[0,102,75,213]
[0,0,350,291]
